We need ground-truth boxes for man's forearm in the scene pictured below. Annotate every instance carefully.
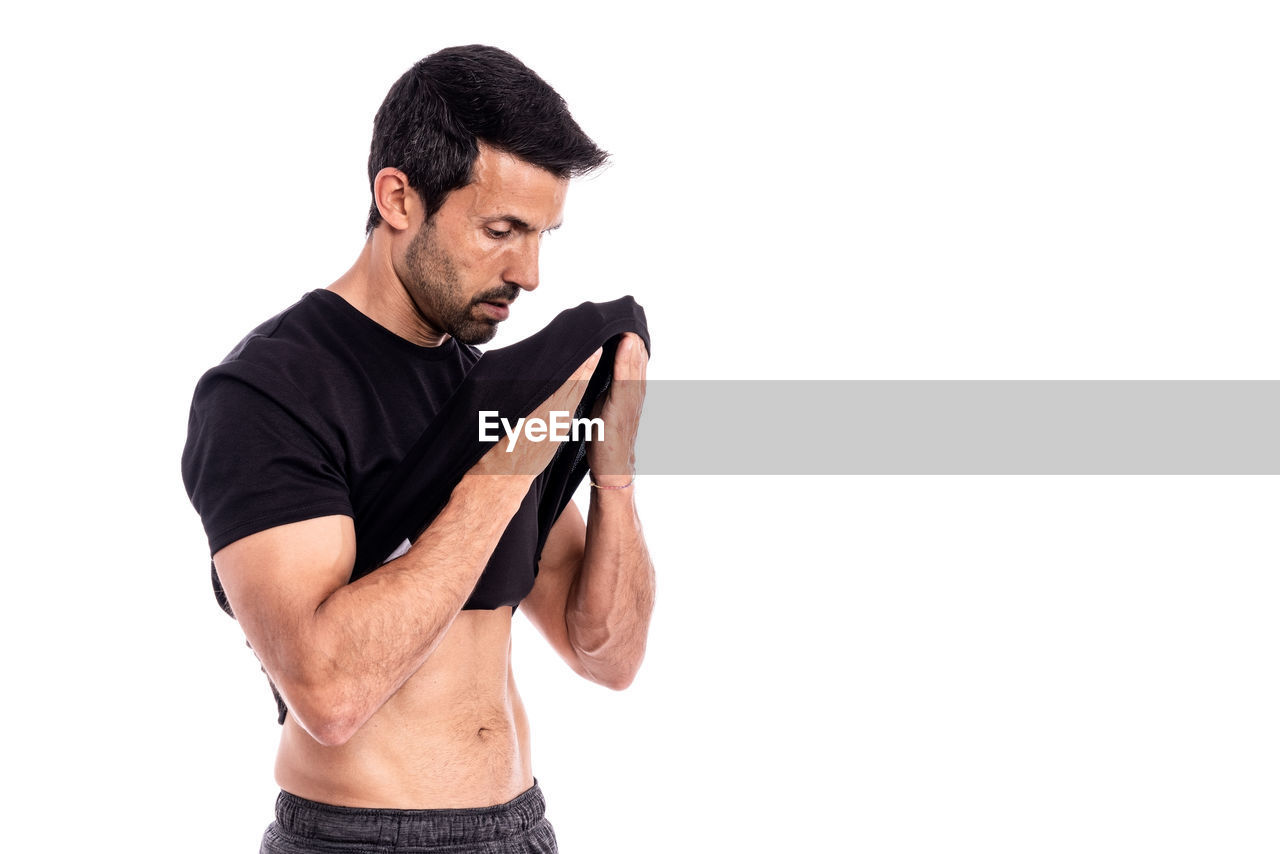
[290,474,531,744]
[566,486,656,689]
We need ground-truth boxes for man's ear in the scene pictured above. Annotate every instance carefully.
[372,167,417,231]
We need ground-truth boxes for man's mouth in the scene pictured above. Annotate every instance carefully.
[478,300,510,321]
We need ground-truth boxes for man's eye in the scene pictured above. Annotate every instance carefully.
[485,227,511,239]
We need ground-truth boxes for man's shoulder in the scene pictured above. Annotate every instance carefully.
[202,289,396,401]
[193,288,481,426]
[185,292,335,433]
[218,289,340,372]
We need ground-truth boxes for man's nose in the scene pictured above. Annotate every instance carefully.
[503,239,540,292]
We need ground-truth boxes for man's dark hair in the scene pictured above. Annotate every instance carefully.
[366,45,609,234]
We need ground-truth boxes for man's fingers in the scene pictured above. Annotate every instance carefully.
[576,347,604,381]
[612,333,648,383]
[526,347,601,428]
[558,347,602,407]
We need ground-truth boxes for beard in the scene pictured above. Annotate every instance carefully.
[401,219,518,346]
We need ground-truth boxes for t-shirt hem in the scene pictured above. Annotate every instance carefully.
[207,501,354,556]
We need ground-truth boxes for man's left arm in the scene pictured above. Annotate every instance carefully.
[522,332,655,689]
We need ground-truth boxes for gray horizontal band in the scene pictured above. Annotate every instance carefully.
[628,381,1280,474]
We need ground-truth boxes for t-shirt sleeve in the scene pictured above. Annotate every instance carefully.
[181,362,353,556]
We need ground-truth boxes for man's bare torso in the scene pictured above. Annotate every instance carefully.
[274,609,530,808]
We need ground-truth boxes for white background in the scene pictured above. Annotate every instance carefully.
[3,2,1278,851]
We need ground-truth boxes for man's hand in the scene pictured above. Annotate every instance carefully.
[471,347,603,478]
[522,332,654,690]
[587,332,648,485]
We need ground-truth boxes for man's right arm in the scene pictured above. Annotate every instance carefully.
[212,348,602,747]
[214,475,529,747]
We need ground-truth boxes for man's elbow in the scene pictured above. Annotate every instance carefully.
[579,653,644,691]
[277,678,367,747]
[598,670,638,691]
[569,623,649,690]
[301,710,362,748]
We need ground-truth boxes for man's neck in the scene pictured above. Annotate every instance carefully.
[328,238,451,348]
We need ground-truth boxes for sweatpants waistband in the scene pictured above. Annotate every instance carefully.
[273,783,547,848]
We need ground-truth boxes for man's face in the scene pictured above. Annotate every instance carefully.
[398,145,569,345]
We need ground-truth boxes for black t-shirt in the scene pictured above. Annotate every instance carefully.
[181,288,544,612]
[183,289,649,723]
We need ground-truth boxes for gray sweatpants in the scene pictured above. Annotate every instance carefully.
[259,782,557,853]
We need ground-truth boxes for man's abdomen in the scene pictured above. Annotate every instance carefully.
[273,608,533,809]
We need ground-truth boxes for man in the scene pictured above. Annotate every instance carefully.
[182,45,654,853]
